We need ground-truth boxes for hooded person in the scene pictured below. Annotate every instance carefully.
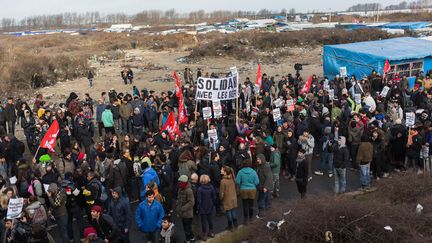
[333,136,349,194]
[235,160,259,224]
[132,107,145,136]
[256,154,273,217]
[47,183,69,243]
[107,187,132,242]
[140,162,160,201]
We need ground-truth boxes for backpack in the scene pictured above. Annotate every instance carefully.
[92,179,108,202]
[133,161,143,177]
[178,162,191,178]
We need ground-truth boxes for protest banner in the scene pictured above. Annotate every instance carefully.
[7,198,24,219]
[202,107,212,120]
[380,86,390,97]
[339,67,347,77]
[213,101,222,118]
[405,112,416,127]
[286,99,295,112]
[273,108,281,122]
[196,74,238,101]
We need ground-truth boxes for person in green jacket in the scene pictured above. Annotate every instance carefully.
[270,144,281,197]
[101,105,115,135]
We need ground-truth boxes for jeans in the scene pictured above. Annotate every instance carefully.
[6,120,15,135]
[181,218,194,241]
[141,231,159,243]
[226,208,237,225]
[359,163,371,187]
[200,213,214,234]
[121,118,131,134]
[56,214,70,243]
[114,119,121,134]
[334,168,346,193]
[319,152,334,174]
[67,205,84,239]
[257,189,271,213]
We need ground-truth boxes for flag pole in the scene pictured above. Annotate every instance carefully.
[33,145,41,161]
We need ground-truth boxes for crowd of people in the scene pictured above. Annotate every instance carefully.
[0,65,431,243]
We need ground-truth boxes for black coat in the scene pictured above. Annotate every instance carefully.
[77,124,93,147]
[90,214,119,242]
[333,146,349,169]
[4,103,16,122]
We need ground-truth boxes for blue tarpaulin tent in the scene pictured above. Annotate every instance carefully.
[380,21,431,30]
[323,37,432,87]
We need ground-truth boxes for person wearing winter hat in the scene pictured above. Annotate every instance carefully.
[107,187,132,243]
[47,183,69,243]
[90,205,119,243]
[176,174,195,242]
[83,227,104,243]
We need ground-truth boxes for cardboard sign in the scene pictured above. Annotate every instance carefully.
[212,100,222,118]
[202,107,212,120]
[274,98,284,108]
[286,99,295,112]
[272,108,281,122]
[380,86,390,97]
[339,67,347,77]
[354,93,362,104]
[405,112,415,127]
[196,74,238,101]
[207,129,218,142]
[329,89,335,100]
[7,198,24,219]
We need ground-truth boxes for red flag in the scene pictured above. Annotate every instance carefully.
[299,76,313,95]
[39,119,59,152]
[255,64,262,87]
[178,93,188,125]
[161,112,182,140]
[173,71,182,98]
[383,59,390,79]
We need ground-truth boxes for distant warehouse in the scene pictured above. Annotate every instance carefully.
[323,37,432,88]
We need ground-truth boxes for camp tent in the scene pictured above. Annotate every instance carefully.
[323,37,432,87]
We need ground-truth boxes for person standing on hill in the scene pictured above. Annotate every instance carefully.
[88,70,94,88]
[4,97,16,135]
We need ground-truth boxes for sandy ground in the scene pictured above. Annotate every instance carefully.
[38,47,322,103]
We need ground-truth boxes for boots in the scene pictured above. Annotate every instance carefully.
[233,218,238,228]
[226,221,233,231]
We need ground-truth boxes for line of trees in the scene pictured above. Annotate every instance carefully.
[0,8,298,31]
[347,0,432,12]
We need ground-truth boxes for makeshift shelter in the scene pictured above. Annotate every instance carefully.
[323,37,432,87]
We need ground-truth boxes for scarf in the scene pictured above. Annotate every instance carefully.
[160,223,175,243]
[178,182,188,190]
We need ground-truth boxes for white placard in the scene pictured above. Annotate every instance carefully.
[323,84,330,91]
[9,176,17,185]
[354,93,361,104]
[202,107,212,120]
[196,74,238,101]
[43,184,50,193]
[7,198,24,219]
[380,86,390,97]
[254,84,261,94]
[339,67,347,77]
[212,101,222,118]
[405,112,415,127]
[273,108,281,122]
[207,129,218,141]
[274,98,284,108]
[329,89,335,100]
[251,107,259,116]
[230,66,238,75]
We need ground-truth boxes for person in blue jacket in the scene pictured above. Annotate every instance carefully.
[140,162,160,200]
[136,190,165,243]
[235,159,259,224]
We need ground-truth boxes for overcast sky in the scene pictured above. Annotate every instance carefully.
[1,0,403,19]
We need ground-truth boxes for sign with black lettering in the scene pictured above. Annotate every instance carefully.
[196,74,239,101]
[203,107,212,120]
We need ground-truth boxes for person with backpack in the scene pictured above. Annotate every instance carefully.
[90,205,120,243]
[107,187,132,243]
[108,158,127,191]
[47,183,69,243]
[3,218,31,243]
[84,171,107,214]
[25,195,47,226]
[158,154,174,214]
[140,162,160,201]
[61,172,85,240]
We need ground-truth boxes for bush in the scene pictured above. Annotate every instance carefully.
[245,173,432,243]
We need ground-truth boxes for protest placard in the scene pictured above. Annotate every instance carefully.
[329,89,335,100]
[273,108,281,122]
[196,74,238,101]
[354,93,362,104]
[202,107,212,120]
[274,98,284,108]
[339,67,347,77]
[212,100,222,118]
[286,99,295,112]
[380,86,390,97]
[7,198,24,219]
[405,112,415,127]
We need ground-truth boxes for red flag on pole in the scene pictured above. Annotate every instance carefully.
[383,59,390,79]
[173,71,182,98]
[178,93,188,125]
[39,119,60,152]
[161,112,182,140]
[255,64,262,87]
[299,76,313,95]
